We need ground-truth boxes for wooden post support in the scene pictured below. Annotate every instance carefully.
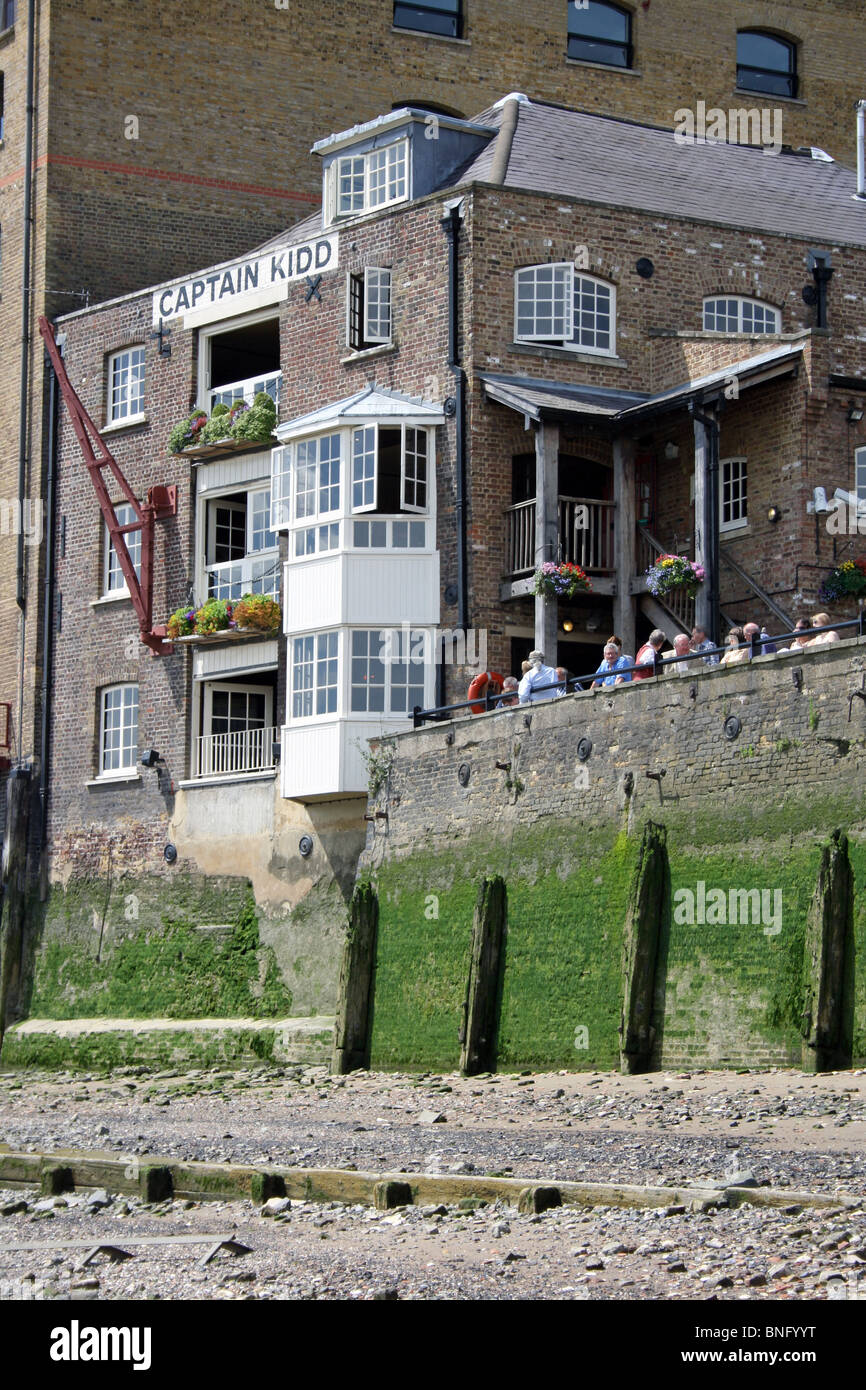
[534,422,560,665]
[332,880,379,1075]
[459,876,507,1076]
[619,821,668,1074]
[612,434,637,659]
[0,767,33,1054]
[802,829,853,1073]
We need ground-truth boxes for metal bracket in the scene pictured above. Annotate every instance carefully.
[645,769,667,782]
[847,674,866,721]
[305,275,323,303]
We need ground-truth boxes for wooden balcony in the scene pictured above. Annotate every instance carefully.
[504,495,616,579]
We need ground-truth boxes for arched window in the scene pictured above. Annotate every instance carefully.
[736,31,797,99]
[703,296,780,335]
[567,1,632,69]
[515,265,616,355]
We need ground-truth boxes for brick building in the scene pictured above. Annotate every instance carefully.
[2,0,865,794]
[33,90,866,1025]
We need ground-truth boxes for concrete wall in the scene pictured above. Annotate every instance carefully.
[359,638,866,1071]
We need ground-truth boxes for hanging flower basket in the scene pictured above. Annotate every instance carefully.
[818,558,866,603]
[533,561,592,599]
[646,554,705,599]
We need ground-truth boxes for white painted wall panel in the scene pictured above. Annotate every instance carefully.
[193,639,279,680]
[196,451,271,494]
[344,554,439,625]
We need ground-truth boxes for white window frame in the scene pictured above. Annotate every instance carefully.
[514,265,616,356]
[203,485,280,601]
[347,267,392,350]
[855,446,866,508]
[99,684,139,778]
[351,425,379,514]
[203,682,273,736]
[291,631,340,720]
[196,308,281,414]
[103,502,142,596]
[333,140,409,219]
[719,456,748,532]
[107,346,145,424]
[400,427,428,513]
[702,296,780,334]
[349,627,429,718]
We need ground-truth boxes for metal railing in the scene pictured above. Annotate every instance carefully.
[196,725,279,778]
[504,496,615,576]
[210,370,281,412]
[206,552,280,602]
[411,615,866,727]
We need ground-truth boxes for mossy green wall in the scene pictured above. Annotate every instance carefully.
[26,875,293,1020]
[367,811,866,1072]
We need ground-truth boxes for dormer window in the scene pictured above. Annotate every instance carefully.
[703,297,780,334]
[334,140,409,218]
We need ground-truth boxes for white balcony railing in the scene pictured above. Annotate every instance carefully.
[196,725,279,778]
[504,496,616,577]
[209,370,281,412]
[206,551,280,601]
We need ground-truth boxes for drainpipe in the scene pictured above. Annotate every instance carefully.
[689,401,720,644]
[15,0,37,759]
[39,343,59,851]
[856,101,866,199]
[442,203,468,633]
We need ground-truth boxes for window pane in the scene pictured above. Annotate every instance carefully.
[101,685,138,772]
[106,502,142,591]
[352,426,377,510]
[394,1,461,39]
[249,490,276,552]
[109,347,145,422]
[737,31,795,97]
[567,1,630,67]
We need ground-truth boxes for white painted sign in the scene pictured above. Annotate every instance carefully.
[152,233,339,326]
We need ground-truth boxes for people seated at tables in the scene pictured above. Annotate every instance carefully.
[634,629,667,680]
[690,624,719,665]
[518,650,559,703]
[743,621,776,655]
[807,612,840,645]
[592,640,633,687]
[781,618,813,652]
[497,676,520,707]
[665,633,692,674]
[719,626,750,666]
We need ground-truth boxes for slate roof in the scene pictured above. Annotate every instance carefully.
[481,341,804,425]
[276,386,445,438]
[454,100,866,248]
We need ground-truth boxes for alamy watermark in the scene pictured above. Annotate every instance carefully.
[674,102,783,156]
[673,881,782,936]
[0,498,43,546]
[378,625,488,671]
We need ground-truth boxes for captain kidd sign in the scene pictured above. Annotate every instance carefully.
[152,232,339,327]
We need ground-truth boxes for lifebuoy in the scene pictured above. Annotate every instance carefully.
[468,670,505,714]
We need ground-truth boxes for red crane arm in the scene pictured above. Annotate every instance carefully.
[38,316,176,655]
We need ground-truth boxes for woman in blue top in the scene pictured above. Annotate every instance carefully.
[591,640,633,687]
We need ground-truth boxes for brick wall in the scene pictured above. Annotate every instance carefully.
[361,637,866,1070]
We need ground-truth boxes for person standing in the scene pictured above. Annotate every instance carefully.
[518,650,559,703]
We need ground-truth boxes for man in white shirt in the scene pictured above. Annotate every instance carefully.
[518,650,558,703]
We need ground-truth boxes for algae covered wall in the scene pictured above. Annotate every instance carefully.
[358,640,866,1072]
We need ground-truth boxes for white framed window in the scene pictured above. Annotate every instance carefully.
[855,446,866,507]
[350,628,426,715]
[108,347,145,423]
[348,268,392,351]
[514,265,615,355]
[294,521,341,559]
[295,433,341,522]
[99,685,139,776]
[353,518,427,549]
[199,683,276,777]
[103,502,142,594]
[292,632,339,719]
[720,457,748,531]
[352,426,378,513]
[334,140,409,218]
[205,487,279,601]
[703,297,780,334]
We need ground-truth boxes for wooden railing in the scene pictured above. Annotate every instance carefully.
[196,725,279,778]
[637,527,695,632]
[504,496,615,576]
